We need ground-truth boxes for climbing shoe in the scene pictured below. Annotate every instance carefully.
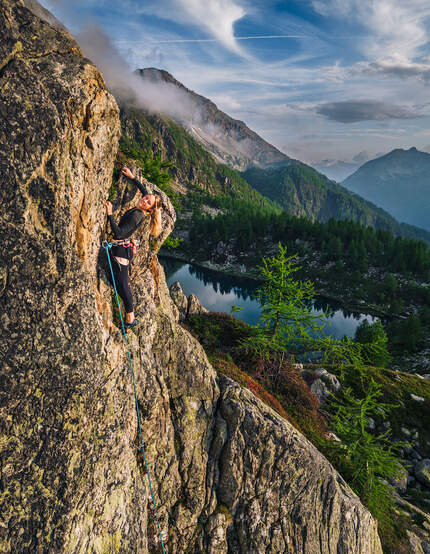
[124,318,139,330]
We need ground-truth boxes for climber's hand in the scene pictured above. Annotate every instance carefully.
[105,201,113,215]
[121,167,134,180]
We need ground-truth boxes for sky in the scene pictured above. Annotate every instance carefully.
[40,0,430,168]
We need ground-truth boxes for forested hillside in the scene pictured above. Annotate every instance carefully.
[242,160,430,244]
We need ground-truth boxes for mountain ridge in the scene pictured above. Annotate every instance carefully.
[135,67,288,170]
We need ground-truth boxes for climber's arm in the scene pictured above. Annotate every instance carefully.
[108,215,123,239]
[132,177,152,196]
[121,166,152,196]
[108,215,139,240]
[105,201,134,239]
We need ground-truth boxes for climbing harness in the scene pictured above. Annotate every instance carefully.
[110,238,138,275]
[102,240,167,554]
[110,238,138,256]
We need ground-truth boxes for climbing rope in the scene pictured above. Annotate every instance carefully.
[102,241,167,554]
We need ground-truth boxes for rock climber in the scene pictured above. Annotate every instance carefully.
[105,167,162,329]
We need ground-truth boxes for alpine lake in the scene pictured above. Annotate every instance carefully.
[161,256,376,340]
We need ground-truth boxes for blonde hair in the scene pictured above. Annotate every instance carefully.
[148,196,162,237]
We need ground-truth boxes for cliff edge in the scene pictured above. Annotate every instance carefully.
[0,2,382,552]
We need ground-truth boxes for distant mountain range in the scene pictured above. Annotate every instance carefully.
[135,68,287,171]
[342,147,430,231]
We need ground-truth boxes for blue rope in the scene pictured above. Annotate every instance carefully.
[102,241,167,554]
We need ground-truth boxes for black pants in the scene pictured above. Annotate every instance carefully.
[109,245,134,313]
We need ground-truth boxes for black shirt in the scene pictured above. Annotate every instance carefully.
[108,178,152,240]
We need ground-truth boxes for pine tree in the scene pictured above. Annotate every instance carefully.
[383,274,398,298]
[354,319,391,367]
[239,243,327,358]
[324,379,406,526]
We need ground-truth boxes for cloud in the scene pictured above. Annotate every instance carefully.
[351,59,430,82]
[315,100,426,123]
[74,24,269,162]
[312,0,430,61]
[176,0,248,57]
[147,34,304,43]
[352,150,371,163]
[210,93,241,110]
[131,0,249,57]
[38,0,430,165]
[75,24,198,120]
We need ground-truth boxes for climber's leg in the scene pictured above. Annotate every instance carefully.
[112,261,135,324]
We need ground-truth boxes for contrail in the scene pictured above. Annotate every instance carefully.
[116,35,306,44]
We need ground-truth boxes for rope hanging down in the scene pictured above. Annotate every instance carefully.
[102,241,167,554]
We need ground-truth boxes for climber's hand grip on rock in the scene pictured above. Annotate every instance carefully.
[105,201,113,215]
[121,167,134,180]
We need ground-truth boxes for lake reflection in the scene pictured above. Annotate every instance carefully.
[161,257,376,339]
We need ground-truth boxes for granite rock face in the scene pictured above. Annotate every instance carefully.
[0,2,383,553]
[196,378,382,554]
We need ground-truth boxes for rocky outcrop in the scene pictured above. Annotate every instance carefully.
[169,281,188,320]
[187,293,208,316]
[196,378,382,554]
[0,2,383,552]
[169,282,208,320]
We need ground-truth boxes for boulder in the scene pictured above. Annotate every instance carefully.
[315,368,341,391]
[411,450,423,462]
[366,417,375,431]
[411,394,425,402]
[389,466,408,493]
[216,241,226,255]
[415,459,430,488]
[407,531,429,554]
[381,421,391,432]
[311,378,331,406]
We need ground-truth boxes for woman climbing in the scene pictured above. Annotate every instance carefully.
[105,167,163,329]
